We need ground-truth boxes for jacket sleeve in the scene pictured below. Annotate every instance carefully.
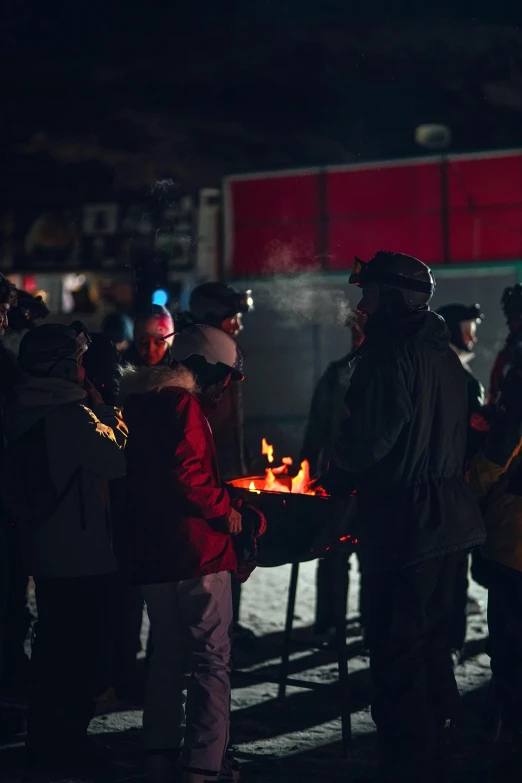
[301,366,335,476]
[488,347,508,404]
[334,352,412,474]
[68,404,127,479]
[467,374,485,416]
[469,375,522,497]
[174,394,231,521]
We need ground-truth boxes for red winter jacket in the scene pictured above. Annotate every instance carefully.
[120,364,237,583]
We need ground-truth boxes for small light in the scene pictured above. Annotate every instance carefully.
[247,296,254,307]
[152,288,169,306]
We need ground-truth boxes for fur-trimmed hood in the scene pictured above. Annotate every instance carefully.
[118,363,198,404]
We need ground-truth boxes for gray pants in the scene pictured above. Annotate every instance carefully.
[143,572,232,777]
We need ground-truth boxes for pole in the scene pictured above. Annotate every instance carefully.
[333,537,352,755]
[278,562,300,700]
[317,168,329,270]
[440,154,451,264]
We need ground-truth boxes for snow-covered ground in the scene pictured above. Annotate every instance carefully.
[2,557,501,782]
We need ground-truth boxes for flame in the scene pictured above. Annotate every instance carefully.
[252,440,317,495]
[291,460,311,495]
[263,459,314,495]
[262,438,274,463]
[266,467,289,493]
[249,481,261,495]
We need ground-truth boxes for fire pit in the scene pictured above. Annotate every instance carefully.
[230,442,353,567]
[230,443,355,753]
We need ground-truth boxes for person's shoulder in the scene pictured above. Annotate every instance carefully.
[329,352,355,372]
[156,386,204,420]
[157,385,196,404]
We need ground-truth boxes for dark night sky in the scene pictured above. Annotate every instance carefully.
[2,2,522,202]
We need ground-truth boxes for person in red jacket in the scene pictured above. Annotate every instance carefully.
[120,325,244,783]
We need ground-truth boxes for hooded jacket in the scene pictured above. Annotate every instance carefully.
[332,310,485,571]
[3,376,127,577]
[119,364,237,583]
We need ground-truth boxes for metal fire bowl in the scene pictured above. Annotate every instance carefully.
[230,476,339,567]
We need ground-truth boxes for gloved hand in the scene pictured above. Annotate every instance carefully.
[227,485,253,504]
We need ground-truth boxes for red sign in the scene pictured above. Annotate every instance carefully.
[225,150,522,276]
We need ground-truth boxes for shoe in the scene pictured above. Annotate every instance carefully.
[147,750,181,783]
[219,751,241,782]
[95,684,126,714]
[436,718,455,781]
[27,736,111,773]
[232,623,257,651]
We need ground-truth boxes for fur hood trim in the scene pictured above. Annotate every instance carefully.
[119,363,198,403]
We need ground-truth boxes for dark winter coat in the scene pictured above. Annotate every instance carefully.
[120,365,237,584]
[331,310,485,571]
[3,376,127,577]
[301,351,361,477]
[208,381,248,480]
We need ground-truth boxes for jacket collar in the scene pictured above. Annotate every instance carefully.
[119,363,198,403]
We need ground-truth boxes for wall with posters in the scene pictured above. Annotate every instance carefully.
[0,196,197,273]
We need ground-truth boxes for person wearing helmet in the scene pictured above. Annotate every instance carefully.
[0,322,127,773]
[119,306,176,696]
[120,325,245,783]
[436,304,487,663]
[0,288,50,706]
[101,312,134,354]
[2,289,50,359]
[188,282,254,647]
[437,303,486,451]
[82,332,122,407]
[189,281,253,338]
[317,251,484,782]
[301,313,366,638]
[469,361,522,755]
[489,284,522,404]
[123,305,174,367]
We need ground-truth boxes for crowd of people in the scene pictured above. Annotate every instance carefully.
[0,256,522,782]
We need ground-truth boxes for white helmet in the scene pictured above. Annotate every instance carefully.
[171,324,244,381]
